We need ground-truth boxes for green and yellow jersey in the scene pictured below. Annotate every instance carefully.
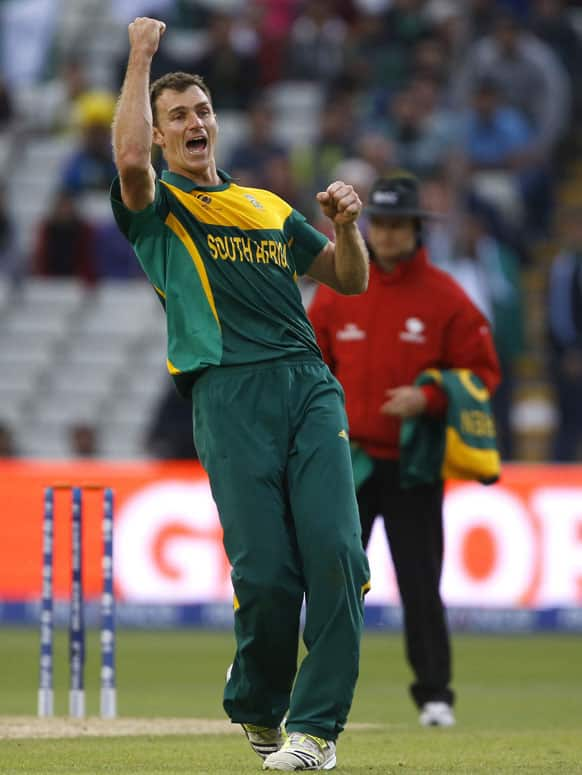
[110,169,328,395]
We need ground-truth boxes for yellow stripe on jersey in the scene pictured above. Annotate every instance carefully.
[162,181,293,230]
[151,289,183,373]
[165,212,221,329]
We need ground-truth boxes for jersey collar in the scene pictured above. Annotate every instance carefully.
[161,168,232,193]
[373,246,429,284]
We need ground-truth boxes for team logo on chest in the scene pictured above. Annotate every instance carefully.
[193,192,222,211]
[337,323,366,341]
[243,193,264,210]
[399,317,426,343]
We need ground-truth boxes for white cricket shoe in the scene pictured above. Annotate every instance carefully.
[419,702,456,727]
[226,664,286,760]
[263,732,336,770]
[243,723,287,760]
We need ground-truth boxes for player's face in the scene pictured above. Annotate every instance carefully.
[153,85,218,182]
[368,216,417,271]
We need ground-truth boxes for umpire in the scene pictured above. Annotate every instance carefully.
[309,171,501,726]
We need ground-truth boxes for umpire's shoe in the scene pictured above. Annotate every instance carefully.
[419,701,456,727]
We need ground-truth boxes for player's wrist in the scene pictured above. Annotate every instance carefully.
[333,220,359,233]
[128,47,156,66]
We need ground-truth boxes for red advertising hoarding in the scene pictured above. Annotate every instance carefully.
[1,460,581,608]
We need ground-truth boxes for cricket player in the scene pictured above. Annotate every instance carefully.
[111,17,371,772]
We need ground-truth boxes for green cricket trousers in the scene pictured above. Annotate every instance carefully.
[192,353,370,741]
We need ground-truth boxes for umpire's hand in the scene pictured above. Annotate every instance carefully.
[381,386,427,418]
[317,181,362,225]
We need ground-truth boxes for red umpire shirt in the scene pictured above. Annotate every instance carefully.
[309,247,501,459]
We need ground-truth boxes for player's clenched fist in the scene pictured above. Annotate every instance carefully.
[316,181,362,225]
[128,17,166,58]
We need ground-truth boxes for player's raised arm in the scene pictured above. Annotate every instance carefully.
[306,181,369,295]
[112,17,166,211]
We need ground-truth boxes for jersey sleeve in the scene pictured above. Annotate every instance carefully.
[442,296,502,394]
[420,284,502,417]
[109,176,170,292]
[284,209,329,276]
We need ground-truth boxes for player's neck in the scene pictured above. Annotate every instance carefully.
[168,162,221,187]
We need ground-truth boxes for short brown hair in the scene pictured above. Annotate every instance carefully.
[149,72,212,125]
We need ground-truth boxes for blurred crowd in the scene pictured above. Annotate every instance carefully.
[0,0,582,461]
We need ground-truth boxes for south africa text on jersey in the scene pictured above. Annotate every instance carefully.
[207,234,289,268]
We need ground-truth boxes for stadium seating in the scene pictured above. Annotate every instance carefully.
[0,278,167,459]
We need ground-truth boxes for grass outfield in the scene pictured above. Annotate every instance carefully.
[0,628,581,773]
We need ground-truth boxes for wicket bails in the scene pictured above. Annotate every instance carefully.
[38,485,117,719]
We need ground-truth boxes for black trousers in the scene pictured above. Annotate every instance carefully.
[357,458,454,708]
[552,368,582,461]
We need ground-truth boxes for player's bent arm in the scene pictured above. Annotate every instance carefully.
[113,48,156,211]
[118,165,157,212]
[113,19,165,211]
[307,226,369,295]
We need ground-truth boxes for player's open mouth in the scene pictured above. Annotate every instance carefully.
[186,137,207,154]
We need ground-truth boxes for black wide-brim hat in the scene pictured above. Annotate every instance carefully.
[364,171,441,220]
